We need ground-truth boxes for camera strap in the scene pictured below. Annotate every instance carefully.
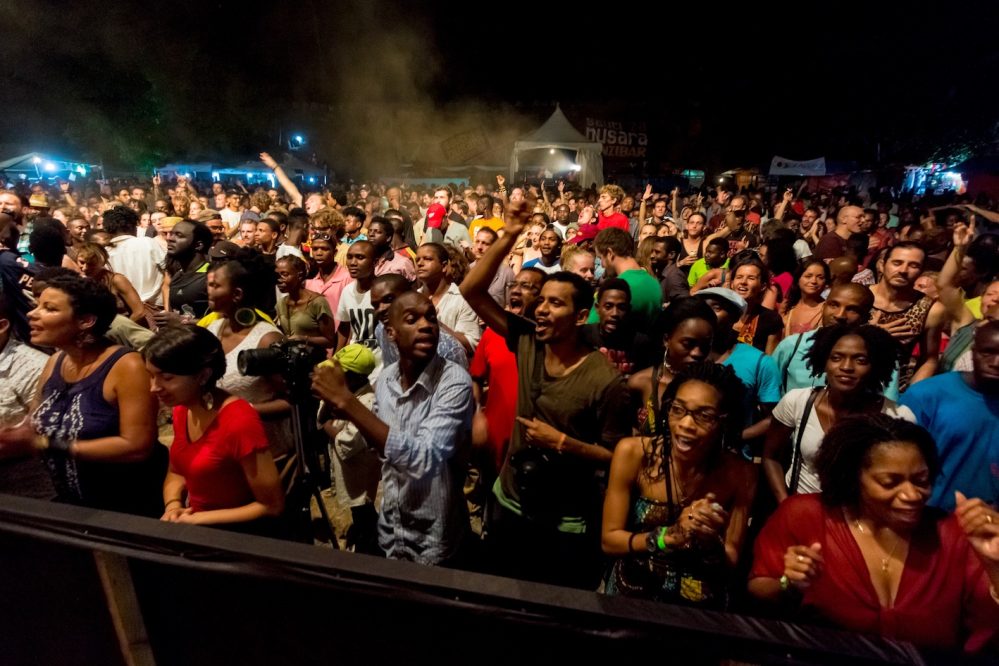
[787,387,821,495]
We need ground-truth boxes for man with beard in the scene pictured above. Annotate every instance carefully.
[870,242,945,388]
[155,220,212,324]
[652,236,689,303]
[901,320,999,510]
[580,278,653,375]
[312,291,474,566]
[461,200,631,590]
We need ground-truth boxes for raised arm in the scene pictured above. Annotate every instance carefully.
[935,218,977,328]
[260,152,303,208]
[460,199,531,337]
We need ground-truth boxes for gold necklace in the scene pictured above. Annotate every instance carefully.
[848,510,901,579]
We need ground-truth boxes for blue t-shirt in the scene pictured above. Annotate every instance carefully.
[900,372,999,510]
[721,343,781,425]
[772,330,901,400]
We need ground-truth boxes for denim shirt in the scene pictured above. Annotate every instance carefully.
[374,354,473,564]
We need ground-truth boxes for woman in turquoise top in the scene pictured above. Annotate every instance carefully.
[602,363,756,608]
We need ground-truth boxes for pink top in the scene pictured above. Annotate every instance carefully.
[305,264,353,329]
[374,251,416,281]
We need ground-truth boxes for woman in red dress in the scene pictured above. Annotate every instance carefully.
[749,414,999,653]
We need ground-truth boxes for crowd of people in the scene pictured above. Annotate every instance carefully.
[0,164,998,654]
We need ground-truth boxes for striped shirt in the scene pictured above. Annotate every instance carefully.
[375,354,473,564]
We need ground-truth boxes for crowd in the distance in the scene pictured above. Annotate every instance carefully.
[0,162,997,654]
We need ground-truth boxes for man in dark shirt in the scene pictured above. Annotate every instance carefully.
[580,278,653,375]
[158,220,212,323]
[462,199,631,589]
[813,206,864,261]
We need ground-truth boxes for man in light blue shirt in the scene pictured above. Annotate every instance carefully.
[772,283,899,399]
[313,291,473,565]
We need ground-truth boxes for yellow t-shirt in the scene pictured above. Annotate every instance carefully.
[469,216,505,238]
[965,296,983,320]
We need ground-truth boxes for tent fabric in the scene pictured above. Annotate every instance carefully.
[0,152,98,172]
[510,106,604,187]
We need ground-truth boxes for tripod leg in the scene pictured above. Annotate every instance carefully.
[310,479,340,550]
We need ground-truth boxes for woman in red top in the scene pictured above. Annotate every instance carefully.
[145,325,284,532]
[749,414,999,654]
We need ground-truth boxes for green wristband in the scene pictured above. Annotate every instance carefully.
[656,526,668,551]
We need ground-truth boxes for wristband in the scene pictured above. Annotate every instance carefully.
[655,526,669,551]
[779,574,790,592]
[555,433,567,454]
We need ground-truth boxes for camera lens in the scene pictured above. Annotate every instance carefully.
[237,346,285,377]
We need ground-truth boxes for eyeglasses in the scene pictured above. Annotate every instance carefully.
[311,233,334,242]
[666,401,723,428]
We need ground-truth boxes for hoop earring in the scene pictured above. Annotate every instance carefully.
[234,307,257,327]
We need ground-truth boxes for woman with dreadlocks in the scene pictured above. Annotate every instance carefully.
[601,362,757,607]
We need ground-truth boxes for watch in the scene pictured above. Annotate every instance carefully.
[645,531,658,553]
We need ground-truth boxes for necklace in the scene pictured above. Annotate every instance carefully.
[668,454,694,507]
[847,510,901,579]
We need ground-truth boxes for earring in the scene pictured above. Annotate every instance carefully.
[202,389,214,411]
[234,307,257,327]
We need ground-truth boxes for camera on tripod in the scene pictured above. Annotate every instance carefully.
[238,340,327,391]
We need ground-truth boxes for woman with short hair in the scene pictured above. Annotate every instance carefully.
[750,414,999,653]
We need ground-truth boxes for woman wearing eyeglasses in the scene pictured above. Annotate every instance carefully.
[601,362,757,607]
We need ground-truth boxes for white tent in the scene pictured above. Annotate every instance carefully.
[510,106,603,187]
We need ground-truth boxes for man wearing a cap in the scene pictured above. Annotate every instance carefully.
[103,205,166,306]
[313,291,474,565]
[695,287,780,445]
[196,210,227,246]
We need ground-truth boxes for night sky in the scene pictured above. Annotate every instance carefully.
[1,0,996,176]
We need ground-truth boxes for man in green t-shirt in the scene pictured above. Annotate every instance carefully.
[688,236,730,289]
[587,227,662,327]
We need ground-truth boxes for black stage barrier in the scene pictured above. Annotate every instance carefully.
[0,494,987,666]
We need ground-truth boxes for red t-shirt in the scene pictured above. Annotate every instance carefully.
[468,327,519,472]
[596,211,629,231]
[170,399,271,512]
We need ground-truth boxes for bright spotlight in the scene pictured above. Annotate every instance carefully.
[549,148,556,155]
[294,135,305,145]
[570,164,582,172]
[43,162,57,172]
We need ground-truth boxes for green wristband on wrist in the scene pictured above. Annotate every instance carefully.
[656,526,668,551]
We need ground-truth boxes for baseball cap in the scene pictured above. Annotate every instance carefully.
[208,240,240,261]
[195,209,222,223]
[425,203,446,229]
[694,287,747,318]
[569,222,599,245]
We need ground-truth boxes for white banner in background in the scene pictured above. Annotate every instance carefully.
[769,156,826,176]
